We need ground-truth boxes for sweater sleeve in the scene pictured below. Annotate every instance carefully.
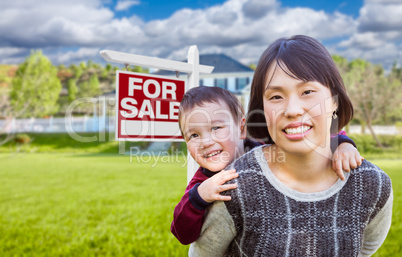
[359,189,393,256]
[330,131,357,153]
[171,168,209,245]
[189,201,236,257]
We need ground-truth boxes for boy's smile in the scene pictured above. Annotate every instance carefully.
[181,100,246,172]
[203,150,223,158]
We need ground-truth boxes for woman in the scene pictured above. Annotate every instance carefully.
[189,35,392,256]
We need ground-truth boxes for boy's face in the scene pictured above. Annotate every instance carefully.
[180,100,246,172]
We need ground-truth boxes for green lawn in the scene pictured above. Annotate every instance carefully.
[370,160,402,256]
[0,154,401,256]
[0,153,190,256]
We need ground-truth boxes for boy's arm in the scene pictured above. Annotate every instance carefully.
[171,169,238,245]
[171,168,210,245]
[330,131,363,181]
[330,131,356,153]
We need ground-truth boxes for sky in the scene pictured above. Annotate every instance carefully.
[0,0,401,70]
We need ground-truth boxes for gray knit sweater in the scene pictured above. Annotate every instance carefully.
[189,145,393,257]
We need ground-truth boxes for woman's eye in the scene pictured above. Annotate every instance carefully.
[212,126,221,131]
[303,90,313,95]
[269,95,282,100]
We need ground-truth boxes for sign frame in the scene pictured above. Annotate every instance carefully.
[115,70,187,142]
[100,46,214,183]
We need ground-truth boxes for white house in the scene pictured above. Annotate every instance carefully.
[154,53,255,112]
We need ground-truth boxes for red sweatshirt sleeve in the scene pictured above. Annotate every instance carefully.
[330,130,357,153]
[171,167,209,245]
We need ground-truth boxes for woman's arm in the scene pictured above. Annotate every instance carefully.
[359,190,393,256]
[189,201,236,257]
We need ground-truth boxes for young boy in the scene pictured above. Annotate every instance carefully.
[171,86,362,245]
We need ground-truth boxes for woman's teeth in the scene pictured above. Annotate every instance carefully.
[204,150,222,158]
[285,126,311,135]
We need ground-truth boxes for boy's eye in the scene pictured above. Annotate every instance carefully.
[302,90,313,95]
[188,133,198,140]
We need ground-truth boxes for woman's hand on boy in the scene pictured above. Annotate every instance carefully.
[332,143,364,181]
[197,169,238,203]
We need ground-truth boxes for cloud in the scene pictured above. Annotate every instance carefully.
[328,0,402,70]
[365,0,401,4]
[0,1,116,48]
[242,0,278,19]
[358,0,402,32]
[339,33,379,51]
[0,0,399,70]
[115,0,140,11]
[337,41,401,70]
[55,47,101,64]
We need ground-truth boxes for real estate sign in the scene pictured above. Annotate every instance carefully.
[116,70,186,141]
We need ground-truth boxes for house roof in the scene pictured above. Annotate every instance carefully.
[154,53,254,75]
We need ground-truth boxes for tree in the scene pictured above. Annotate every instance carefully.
[78,73,100,98]
[74,73,101,114]
[0,87,15,145]
[388,63,402,123]
[10,51,62,118]
[67,78,78,102]
[343,59,397,147]
[69,64,83,79]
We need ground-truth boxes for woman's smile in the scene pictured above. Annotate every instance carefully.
[283,125,312,140]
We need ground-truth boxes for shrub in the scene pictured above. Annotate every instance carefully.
[14,134,31,144]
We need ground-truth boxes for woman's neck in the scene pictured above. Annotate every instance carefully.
[264,145,339,193]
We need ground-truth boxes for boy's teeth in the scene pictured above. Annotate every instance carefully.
[205,150,221,158]
[285,126,311,135]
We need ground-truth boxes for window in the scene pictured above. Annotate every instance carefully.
[215,78,227,89]
[236,77,249,91]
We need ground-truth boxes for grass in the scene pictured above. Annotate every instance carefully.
[371,160,402,256]
[0,154,401,256]
[0,133,151,154]
[1,133,401,158]
[0,153,190,256]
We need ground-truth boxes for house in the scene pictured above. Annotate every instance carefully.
[154,53,255,112]
[102,54,255,115]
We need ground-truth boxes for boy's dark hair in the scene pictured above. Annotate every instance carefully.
[247,35,354,143]
[179,86,245,133]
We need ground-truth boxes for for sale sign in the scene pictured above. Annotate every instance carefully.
[116,70,186,141]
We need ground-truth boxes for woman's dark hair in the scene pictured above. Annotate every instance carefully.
[247,35,354,143]
[178,86,245,133]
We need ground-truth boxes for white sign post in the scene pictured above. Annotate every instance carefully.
[100,46,214,183]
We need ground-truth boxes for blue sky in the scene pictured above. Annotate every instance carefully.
[0,0,401,70]
[107,0,364,21]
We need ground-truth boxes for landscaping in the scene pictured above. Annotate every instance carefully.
[0,133,401,256]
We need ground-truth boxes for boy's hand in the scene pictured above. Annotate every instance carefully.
[197,169,238,203]
[332,143,364,181]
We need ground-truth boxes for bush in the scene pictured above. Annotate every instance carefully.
[349,134,402,159]
[168,142,187,154]
[14,134,31,144]
[396,122,402,135]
